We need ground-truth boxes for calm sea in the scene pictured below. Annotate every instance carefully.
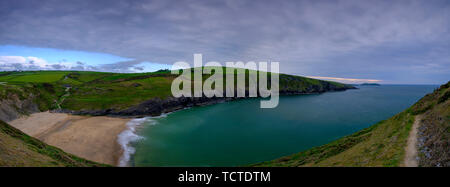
[121,85,437,166]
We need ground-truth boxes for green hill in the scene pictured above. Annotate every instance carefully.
[254,82,449,167]
[0,69,353,118]
[0,120,107,167]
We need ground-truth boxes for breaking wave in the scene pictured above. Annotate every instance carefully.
[117,114,168,167]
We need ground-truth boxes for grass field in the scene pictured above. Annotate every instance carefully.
[0,71,68,82]
[0,69,352,111]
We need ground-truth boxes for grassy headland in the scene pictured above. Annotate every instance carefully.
[0,69,353,112]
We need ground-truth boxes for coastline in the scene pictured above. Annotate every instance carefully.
[118,112,174,166]
[54,87,356,119]
[9,111,129,166]
[5,89,357,167]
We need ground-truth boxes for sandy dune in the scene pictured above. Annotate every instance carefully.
[9,112,129,166]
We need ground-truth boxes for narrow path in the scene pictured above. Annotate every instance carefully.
[404,115,421,167]
[56,87,71,110]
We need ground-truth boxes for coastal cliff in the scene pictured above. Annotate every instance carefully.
[57,80,352,117]
[0,82,60,122]
[0,70,354,119]
[0,94,40,122]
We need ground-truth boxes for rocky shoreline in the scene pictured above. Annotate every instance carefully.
[52,86,356,118]
[0,80,356,122]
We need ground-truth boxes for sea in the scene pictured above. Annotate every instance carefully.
[118,85,437,166]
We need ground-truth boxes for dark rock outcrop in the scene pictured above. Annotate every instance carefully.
[54,83,355,118]
[55,96,237,117]
[0,94,40,122]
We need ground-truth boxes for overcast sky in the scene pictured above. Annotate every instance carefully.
[0,0,449,84]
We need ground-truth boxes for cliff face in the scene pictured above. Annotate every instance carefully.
[0,70,354,119]
[0,94,40,122]
[0,81,62,122]
[55,82,354,118]
[279,79,352,95]
[34,70,354,117]
[57,96,233,117]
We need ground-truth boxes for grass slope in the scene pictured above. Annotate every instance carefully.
[0,120,107,167]
[412,82,450,166]
[254,82,449,167]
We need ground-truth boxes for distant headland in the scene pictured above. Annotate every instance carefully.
[355,83,381,86]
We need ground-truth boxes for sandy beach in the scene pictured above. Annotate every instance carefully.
[9,112,129,166]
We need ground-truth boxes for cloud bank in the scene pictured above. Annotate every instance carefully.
[0,56,152,72]
[0,0,449,83]
[0,56,92,71]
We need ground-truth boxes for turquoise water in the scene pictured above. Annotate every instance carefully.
[126,85,436,166]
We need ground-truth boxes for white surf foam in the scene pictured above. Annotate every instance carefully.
[117,114,170,167]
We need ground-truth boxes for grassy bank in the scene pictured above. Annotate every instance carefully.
[0,120,107,167]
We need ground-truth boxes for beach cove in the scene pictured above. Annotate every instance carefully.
[7,85,437,167]
[9,112,129,165]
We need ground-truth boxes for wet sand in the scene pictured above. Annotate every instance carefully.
[9,112,129,166]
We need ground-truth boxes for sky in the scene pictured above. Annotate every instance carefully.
[0,0,449,84]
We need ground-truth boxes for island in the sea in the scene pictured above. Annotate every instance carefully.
[359,83,381,86]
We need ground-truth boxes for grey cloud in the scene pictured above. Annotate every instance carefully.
[0,63,45,71]
[0,0,449,83]
[50,64,64,69]
[0,57,146,73]
[133,66,144,71]
[97,60,143,73]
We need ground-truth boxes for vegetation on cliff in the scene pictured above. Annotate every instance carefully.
[0,70,353,113]
[411,82,450,166]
